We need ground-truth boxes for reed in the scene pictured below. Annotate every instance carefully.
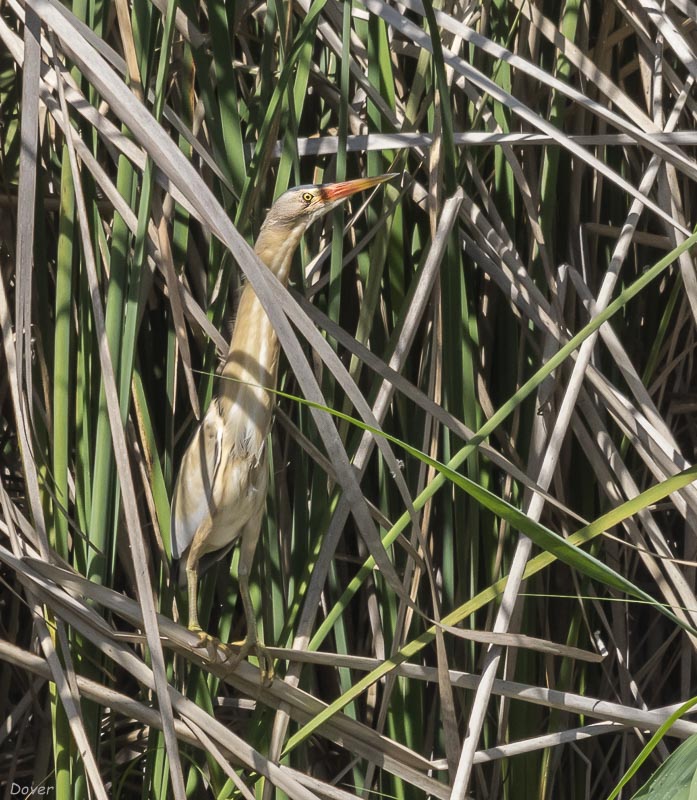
[1,1,696,797]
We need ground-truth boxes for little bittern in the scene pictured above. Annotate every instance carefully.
[171,174,395,682]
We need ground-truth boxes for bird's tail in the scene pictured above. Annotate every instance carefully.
[171,555,188,590]
[171,541,236,590]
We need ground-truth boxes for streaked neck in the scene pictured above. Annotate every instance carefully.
[253,221,306,285]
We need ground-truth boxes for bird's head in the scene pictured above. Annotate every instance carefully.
[260,173,397,238]
[253,173,397,280]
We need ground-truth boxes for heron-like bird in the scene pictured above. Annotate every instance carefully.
[171,173,395,683]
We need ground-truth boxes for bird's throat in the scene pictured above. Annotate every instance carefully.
[221,286,279,392]
[253,222,306,283]
[217,221,307,430]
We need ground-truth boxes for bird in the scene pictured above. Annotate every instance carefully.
[171,173,396,683]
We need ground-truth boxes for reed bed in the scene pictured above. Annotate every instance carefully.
[2,0,697,797]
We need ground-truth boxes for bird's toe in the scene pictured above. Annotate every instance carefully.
[256,643,275,686]
[187,628,274,684]
[188,627,225,662]
[226,636,274,685]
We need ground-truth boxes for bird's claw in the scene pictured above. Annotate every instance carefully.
[188,626,274,685]
[225,637,275,686]
[189,626,228,662]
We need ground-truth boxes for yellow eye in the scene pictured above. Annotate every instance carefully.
[302,191,314,204]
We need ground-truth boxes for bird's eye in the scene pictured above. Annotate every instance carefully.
[302,191,314,204]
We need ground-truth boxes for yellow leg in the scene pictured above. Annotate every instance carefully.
[185,516,211,633]
[185,528,223,661]
[226,510,274,685]
[186,541,220,661]
[183,512,273,684]
[186,563,202,632]
[225,568,274,685]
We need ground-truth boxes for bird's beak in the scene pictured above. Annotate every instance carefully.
[320,173,398,203]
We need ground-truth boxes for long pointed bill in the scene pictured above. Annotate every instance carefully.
[319,173,398,203]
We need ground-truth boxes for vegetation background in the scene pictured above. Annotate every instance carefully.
[2,0,697,797]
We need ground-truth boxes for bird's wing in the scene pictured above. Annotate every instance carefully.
[170,405,223,560]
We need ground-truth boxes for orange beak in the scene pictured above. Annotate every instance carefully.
[319,173,397,203]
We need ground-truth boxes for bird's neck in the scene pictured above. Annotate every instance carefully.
[253,221,306,284]
[218,222,305,400]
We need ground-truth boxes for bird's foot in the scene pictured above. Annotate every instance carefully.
[224,636,275,686]
[187,626,274,685]
[188,625,231,663]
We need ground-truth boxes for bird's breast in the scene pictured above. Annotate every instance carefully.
[203,449,268,553]
[170,398,269,560]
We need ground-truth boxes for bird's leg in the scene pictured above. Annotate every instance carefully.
[185,562,202,631]
[185,522,224,661]
[224,510,274,685]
